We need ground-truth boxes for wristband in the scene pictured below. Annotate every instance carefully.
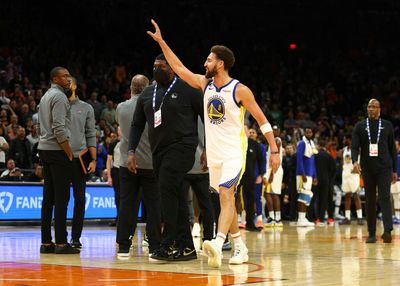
[270,151,279,154]
[128,150,135,155]
[260,123,272,134]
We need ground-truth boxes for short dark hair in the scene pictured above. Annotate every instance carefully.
[155,53,167,62]
[49,67,66,82]
[210,45,235,71]
[318,137,327,147]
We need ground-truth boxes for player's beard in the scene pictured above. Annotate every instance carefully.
[205,66,217,79]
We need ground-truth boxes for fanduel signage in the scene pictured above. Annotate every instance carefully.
[0,184,142,220]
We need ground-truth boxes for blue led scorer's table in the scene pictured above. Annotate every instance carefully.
[0,182,142,220]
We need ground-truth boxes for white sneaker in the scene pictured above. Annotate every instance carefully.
[229,244,248,265]
[296,219,315,227]
[192,222,201,237]
[202,240,222,268]
[142,233,149,247]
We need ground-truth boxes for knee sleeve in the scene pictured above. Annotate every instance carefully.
[298,189,313,206]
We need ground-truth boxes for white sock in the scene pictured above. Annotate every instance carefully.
[256,214,262,222]
[275,211,281,221]
[215,233,226,250]
[269,211,275,220]
[231,231,244,248]
[334,207,340,216]
[356,209,362,219]
[345,210,351,220]
[395,210,400,219]
[298,212,306,221]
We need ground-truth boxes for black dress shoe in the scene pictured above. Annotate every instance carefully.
[40,243,55,253]
[55,243,80,254]
[381,232,392,243]
[71,239,82,248]
[366,235,377,244]
[173,247,197,261]
[150,246,174,261]
[246,224,261,232]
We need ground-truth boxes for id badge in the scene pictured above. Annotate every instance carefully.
[369,143,378,157]
[154,109,162,128]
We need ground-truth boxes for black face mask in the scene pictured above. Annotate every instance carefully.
[64,88,73,98]
[153,68,170,85]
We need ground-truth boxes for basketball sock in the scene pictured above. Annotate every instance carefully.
[215,233,226,250]
[298,212,306,221]
[231,231,244,247]
[275,211,281,221]
[345,210,351,220]
[356,209,363,219]
[269,211,275,220]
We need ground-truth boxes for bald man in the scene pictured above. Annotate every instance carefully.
[352,99,397,243]
[116,74,161,258]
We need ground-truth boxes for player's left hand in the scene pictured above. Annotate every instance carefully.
[269,153,280,174]
[147,19,163,43]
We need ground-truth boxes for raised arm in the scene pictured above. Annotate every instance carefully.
[147,19,208,91]
[236,84,280,172]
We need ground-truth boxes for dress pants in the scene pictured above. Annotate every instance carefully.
[40,150,72,244]
[71,158,86,240]
[111,167,120,222]
[153,143,196,249]
[239,175,256,227]
[182,173,214,241]
[363,168,393,235]
[117,167,161,252]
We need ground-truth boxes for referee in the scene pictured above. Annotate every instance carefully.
[128,54,203,261]
[352,99,397,243]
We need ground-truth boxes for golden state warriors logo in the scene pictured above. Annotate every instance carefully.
[207,95,226,125]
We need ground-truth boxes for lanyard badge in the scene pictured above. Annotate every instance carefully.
[366,118,381,157]
[152,76,177,128]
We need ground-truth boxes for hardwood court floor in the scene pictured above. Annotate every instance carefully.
[1,222,399,285]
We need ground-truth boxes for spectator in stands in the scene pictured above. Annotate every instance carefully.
[26,123,39,150]
[8,126,32,169]
[0,132,9,168]
[0,166,23,181]
[6,114,19,141]
[87,92,102,121]
[25,164,44,182]
[1,158,15,177]
[101,99,116,125]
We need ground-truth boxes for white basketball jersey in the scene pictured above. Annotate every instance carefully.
[203,79,247,166]
[342,146,354,175]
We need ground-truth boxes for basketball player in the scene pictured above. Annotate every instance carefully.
[264,125,284,227]
[147,19,280,268]
[338,134,364,225]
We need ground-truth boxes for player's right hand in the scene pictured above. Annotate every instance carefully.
[147,19,163,43]
[127,154,137,174]
[302,175,307,183]
[352,162,361,174]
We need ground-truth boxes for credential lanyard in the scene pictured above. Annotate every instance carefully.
[366,118,381,144]
[152,76,177,112]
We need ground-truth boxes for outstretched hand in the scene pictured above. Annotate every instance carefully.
[147,19,163,43]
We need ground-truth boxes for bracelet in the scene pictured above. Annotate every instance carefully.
[270,151,279,154]
[260,123,272,134]
[128,150,135,155]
